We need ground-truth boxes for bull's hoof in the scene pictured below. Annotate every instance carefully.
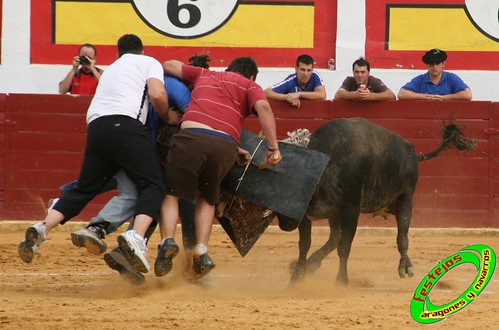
[399,266,415,278]
[305,259,322,273]
[290,270,305,282]
[399,258,415,278]
[335,274,349,287]
[290,263,306,282]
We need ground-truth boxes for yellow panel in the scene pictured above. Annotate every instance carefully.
[55,3,314,48]
[389,8,499,51]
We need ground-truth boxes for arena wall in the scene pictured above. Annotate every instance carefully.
[1,94,497,227]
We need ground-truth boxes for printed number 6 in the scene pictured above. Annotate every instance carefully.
[132,0,239,38]
[167,0,201,28]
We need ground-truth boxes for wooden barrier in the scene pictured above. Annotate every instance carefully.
[0,94,497,228]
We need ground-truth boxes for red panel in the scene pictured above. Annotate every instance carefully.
[8,114,86,133]
[358,209,489,228]
[270,99,332,119]
[414,194,488,210]
[1,94,497,227]
[9,132,86,151]
[332,100,491,120]
[491,198,499,227]
[418,157,488,177]
[6,93,92,115]
[417,177,488,194]
[6,170,81,189]
[7,151,84,170]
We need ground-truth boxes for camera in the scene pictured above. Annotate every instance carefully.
[79,55,90,65]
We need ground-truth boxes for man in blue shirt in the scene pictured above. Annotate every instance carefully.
[398,49,472,101]
[264,54,326,108]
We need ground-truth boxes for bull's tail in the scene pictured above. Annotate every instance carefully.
[417,122,476,162]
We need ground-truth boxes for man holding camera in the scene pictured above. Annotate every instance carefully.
[59,43,103,95]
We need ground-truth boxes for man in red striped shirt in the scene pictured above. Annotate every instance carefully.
[155,57,282,280]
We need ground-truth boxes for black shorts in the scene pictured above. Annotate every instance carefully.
[164,129,238,205]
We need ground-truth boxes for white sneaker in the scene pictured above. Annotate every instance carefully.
[18,223,46,263]
[117,230,150,273]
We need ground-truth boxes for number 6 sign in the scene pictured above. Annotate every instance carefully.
[132,0,240,39]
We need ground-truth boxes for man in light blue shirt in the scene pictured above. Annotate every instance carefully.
[398,49,472,101]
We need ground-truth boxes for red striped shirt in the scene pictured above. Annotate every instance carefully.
[180,65,266,143]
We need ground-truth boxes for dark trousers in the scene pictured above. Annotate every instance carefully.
[60,178,117,196]
[55,115,165,223]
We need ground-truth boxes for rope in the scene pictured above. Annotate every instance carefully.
[235,138,265,191]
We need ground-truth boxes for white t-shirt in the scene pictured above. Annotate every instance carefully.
[86,53,164,124]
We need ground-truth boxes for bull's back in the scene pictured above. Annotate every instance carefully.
[307,118,419,215]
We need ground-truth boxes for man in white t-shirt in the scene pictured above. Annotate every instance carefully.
[18,34,170,275]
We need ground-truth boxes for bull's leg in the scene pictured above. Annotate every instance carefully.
[290,217,312,282]
[306,216,341,273]
[335,207,359,286]
[394,195,414,278]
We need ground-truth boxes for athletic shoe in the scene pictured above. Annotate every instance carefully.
[47,198,59,214]
[71,224,108,255]
[18,223,46,263]
[154,238,179,277]
[192,253,216,280]
[117,230,150,273]
[104,247,145,286]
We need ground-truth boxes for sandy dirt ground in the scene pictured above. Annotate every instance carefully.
[0,221,497,329]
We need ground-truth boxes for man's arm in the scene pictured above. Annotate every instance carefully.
[336,87,395,101]
[87,58,102,82]
[334,88,357,100]
[59,55,80,94]
[264,87,287,101]
[442,88,472,101]
[163,60,184,79]
[264,87,301,107]
[289,85,327,100]
[59,69,76,94]
[253,99,281,166]
[147,77,169,123]
[371,89,396,101]
[397,88,426,100]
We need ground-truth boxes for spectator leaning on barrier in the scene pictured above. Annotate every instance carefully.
[264,54,326,108]
[398,49,472,101]
[334,57,396,101]
[59,43,103,95]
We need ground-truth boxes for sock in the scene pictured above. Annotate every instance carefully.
[162,237,175,245]
[194,244,208,256]
[132,230,145,242]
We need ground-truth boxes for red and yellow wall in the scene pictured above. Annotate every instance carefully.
[28,0,498,70]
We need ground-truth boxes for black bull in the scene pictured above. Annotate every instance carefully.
[277,117,475,285]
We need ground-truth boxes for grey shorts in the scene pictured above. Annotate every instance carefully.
[164,129,238,205]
